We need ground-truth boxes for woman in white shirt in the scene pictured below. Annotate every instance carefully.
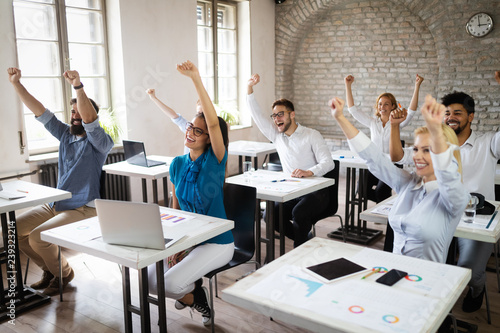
[330,94,469,263]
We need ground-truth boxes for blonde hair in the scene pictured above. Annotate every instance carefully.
[373,93,397,118]
[414,124,462,177]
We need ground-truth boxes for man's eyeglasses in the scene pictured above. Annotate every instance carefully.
[270,111,290,119]
[185,122,208,137]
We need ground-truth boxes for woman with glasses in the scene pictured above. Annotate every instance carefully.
[148,60,233,327]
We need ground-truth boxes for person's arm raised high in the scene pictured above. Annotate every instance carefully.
[146,88,180,119]
[63,70,97,124]
[8,67,45,116]
[389,108,407,162]
[177,60,225,163]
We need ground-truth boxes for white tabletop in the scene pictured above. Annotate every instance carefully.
[222,237,470,333]
[332,150,369,170]
[228,140,276,158]
[225,169,334,202]
[360,195,500,243]
[102,155,174,180]
[0,180,72,214]
[41,206,234,269]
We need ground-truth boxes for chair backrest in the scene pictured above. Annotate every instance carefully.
[223,183,257,256]
[266,152,283,171]
[320,159,340,217]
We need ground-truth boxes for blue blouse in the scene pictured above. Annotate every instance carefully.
[170,147,233,244]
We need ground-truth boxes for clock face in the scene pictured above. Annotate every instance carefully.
[466,13,494,37]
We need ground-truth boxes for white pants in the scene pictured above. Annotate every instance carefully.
[148,242,234,299]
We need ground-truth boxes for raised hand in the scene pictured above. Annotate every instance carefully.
[248,74,260,87]
[329,97,345,119]
[146,88,156,98]
[344,75,355,86]
[421,94,445,131]
[415,74,424,86]
[7,67,21,84]
[176,60,199,79]
[390,108,407,125]
[63,70,81,87]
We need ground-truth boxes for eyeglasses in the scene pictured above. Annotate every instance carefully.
[185,122,208,137]
[270,110,291,119]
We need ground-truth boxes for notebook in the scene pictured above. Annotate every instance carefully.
[95,199,182,250]
[123,140,166,167]
[0,182,26,200]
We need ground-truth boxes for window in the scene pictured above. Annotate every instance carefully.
[13,0,110,153]
[197,0,248,126]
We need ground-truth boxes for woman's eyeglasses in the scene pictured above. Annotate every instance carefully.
[185,122,208,137]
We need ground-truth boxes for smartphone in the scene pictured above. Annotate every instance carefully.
[375,269,407,286]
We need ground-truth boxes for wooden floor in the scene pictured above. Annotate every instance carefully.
[2,173,500,332]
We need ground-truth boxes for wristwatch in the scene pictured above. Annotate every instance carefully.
[73,82,84,90]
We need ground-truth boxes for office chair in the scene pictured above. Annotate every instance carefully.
[204,183,259,333]
[311,160,346,242]
[263,152,282,171]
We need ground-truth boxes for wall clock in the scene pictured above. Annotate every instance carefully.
[466,12,494,37]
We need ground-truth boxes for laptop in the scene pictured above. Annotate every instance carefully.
[0,182,26,200]
[123,140,166,167]
[95,199,182,250]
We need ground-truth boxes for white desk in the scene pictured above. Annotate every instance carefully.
[0,181,71,322]
[103,155,174,205]
[226,169,334,263]
[41,207,233,333]
[222,237,470,333]
[228,140,276,173]
[331,150,382,244]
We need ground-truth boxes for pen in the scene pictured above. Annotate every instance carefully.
[339,156,355,159]
[17,189,28,193]
[398,103,402,109]
[271,179,286,183]
[361,268,380,279]
[486,210,498,229]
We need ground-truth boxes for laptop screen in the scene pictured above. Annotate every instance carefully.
[123,140,148,166]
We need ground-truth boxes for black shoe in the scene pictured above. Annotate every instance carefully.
[175,279,203,310]
[192,284,212,326]
[462,286,485,313]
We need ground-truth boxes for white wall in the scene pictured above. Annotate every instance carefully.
[0,0,275,200]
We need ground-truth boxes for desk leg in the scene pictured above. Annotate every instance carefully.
[253,157,259,171]
[255,199,261,267]
[163,178,169,207]
[156,261,167,332]
[142,179,148,203]
[152,179,158,204]
[238,156,243,174]
[122,267,133,333]
[265,201,275,263]
[279,203,285,256]
[138,267,151,333]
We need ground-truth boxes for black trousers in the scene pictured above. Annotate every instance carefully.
[265,187,330,248]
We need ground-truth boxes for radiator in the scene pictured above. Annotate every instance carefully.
[39,152,129,201]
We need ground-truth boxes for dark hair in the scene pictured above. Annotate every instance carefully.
[194,113,229,151]
[70,97,100,114]
[272,98,294,111]
[441,91,475,114]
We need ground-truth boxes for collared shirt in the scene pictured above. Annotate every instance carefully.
[348,105,416,154]
[247,93,334,176]
[37,109,114,211]
[349,131,469,263]
[398,130,500,200]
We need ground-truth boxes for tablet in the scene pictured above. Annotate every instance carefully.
[305,257,367,283]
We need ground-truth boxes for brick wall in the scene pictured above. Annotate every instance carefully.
[275,0,500,149]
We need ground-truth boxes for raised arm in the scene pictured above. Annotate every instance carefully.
[8,68,46,116]
[329,97,359,140]
[63,70,97,124]
[177,60,225,162]
[146,88,179,119]
[408,74,424,111]
[421,95,448,154]
[248,74,260,95]
[389,108,406,162]
[344,75,355,108]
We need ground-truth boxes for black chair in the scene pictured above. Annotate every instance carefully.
[311,160,346,242]
[264,152,282,171]
[204,183,259,332]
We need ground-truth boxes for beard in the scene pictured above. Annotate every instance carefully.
[446,119,468,135]
[70,119,85,136]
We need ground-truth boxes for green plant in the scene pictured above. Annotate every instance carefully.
[98,107,122,143]
[214,103,239,125]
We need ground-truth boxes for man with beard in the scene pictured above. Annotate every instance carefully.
[7,67,114,296]
[247,74,334,248]
[389,82,500,313]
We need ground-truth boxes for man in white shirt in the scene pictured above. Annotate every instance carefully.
[247,74,334,247]
[390,84,500,313]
